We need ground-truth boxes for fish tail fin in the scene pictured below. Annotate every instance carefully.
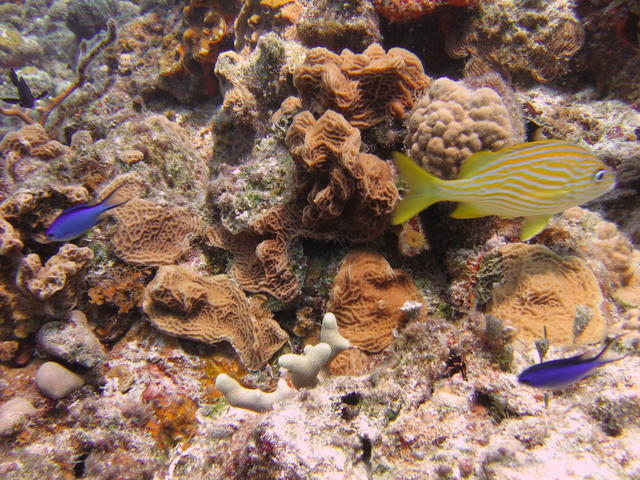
[595,334,628,364]
[391,152,445,225]
[97,184,131,216]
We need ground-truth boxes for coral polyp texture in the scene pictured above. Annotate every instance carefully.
[327,250,423,352]
[111,198,203,266]
[142,265,288,369]
[293,43,430,128]
[486,243,606,346]
[286,110,398,241]
[447,0,585,83]
[234,0,305,53]
[406,77,525,179]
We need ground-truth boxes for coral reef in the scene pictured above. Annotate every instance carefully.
[296,0,381,52]
[293,43,430,128]
[234,0,304,53]
[327,250,424,352]
[447,0,585,83]
[374,0,476,23]
[406,76,525,179]
[142,265,288,369]
[286,110,398,241]
[486,243,606,346]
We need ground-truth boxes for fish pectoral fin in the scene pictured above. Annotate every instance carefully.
[450,202,485,219]
[520,214,553,241]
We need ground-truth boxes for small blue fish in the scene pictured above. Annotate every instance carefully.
[518,335,627,389]
[46,186,128,242]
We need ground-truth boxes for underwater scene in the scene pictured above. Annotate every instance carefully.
[0,0,639,478]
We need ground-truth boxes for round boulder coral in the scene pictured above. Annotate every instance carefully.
[406,77,522,179]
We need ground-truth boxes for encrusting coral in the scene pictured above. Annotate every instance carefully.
[16,243,94,317]
[142,265,288,369]
[406,77,525,179]
[111,198,204,266]
[286,110,398,241]
[447,0,585,83]
[327,250,424,353]
[293,42,430,129]
[216,312,351,412]
[486,243,606,346]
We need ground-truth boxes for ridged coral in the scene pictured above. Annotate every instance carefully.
[406,77,524,179]
[447,0,585,83]
[207,203,304,303]
[327,250,423,352]
[293,43,430,128]
[286,110,398,241]
[16,243,94,317]
[0,217,22,257]
[486,243,606,346]
[142,265,288,369]
[111,198,203,266]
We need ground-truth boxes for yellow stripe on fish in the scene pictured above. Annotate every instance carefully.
[391,140,615,241]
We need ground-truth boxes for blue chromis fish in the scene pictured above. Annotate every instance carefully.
[518,335,627,389]
[46,186,128,242]
[391,140,616,240]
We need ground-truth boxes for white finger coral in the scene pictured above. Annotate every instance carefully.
[216,312,352,412]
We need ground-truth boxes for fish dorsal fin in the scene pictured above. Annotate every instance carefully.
[520,214,553,241]
[457,150,503,179]
[450,202,485,219]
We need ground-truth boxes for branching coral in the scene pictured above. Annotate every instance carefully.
[293,43,430,128]
[142,265,288,369]
[486,243,606,346]
[216,312,351,412]
[406,77,525,179]
[327,250,423,353]
[286,110,398,241]
[16,243,94,317]
[447,0,585,83]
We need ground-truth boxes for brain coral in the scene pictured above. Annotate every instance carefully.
[327,250,423,352]
[111,198,203,266]
[286,110,398,241]
[447,0,585,83]
[142,265,288,369]
[293,43,430,128]
[486,243,606,346]
[406,77,524,179]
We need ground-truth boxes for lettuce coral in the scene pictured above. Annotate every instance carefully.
[293,43,430,128]
[142,265,288,369]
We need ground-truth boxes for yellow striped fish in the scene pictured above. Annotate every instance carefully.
[391,140,616,240]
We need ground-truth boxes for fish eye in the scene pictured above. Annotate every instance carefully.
[593,169,607,182]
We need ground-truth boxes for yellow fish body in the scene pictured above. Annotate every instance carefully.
[391,140,616,240]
